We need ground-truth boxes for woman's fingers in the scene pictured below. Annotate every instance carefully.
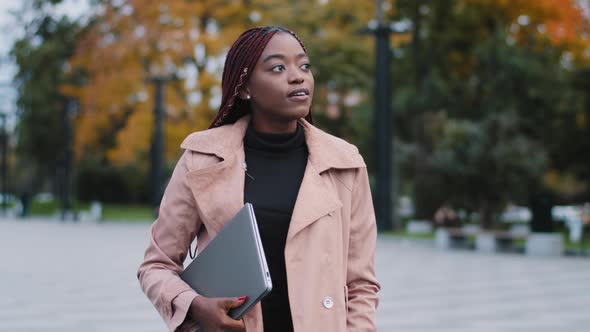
[221,315,246,331]
[221,295,248,310]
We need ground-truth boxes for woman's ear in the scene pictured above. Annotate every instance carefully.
[238,87,251,100]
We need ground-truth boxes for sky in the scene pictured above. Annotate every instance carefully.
[0,0,90,123]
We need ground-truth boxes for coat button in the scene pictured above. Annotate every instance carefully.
[323,296,334,309]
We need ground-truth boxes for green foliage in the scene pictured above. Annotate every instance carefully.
[264,0,375,159]
[29,198,88,216]
[429,113,547,228]
[28,198,153,221]
[29,199,59,216]
[392,0,589,224]
[101,204,154,221]
[10,3,81,190]
[75,159,151,204]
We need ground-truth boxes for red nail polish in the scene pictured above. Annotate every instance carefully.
[238,296,248,301]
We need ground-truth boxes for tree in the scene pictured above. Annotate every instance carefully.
[64,0,256,167]
[392,0,589,221]
[430,113,547,229]
[65,0,378,168]
[10,0,82,195]
[44,0,380,202]
[261,0,377,162]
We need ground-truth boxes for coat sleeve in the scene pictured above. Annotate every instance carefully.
[346,165,381,331]
[137,151,201,332]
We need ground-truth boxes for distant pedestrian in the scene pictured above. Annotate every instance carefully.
[582,202,590,225]
[434,204,459,228]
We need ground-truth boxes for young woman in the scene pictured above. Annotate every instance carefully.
[138,26,380,332]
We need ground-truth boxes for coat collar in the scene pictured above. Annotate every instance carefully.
[181,114,366,240]
[180,114,366,173]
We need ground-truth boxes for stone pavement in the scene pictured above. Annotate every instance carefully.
[0,218,588,332]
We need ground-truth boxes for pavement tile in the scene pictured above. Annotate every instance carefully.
[1,218,588,331]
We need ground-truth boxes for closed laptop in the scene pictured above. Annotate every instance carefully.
[181,203,272,319]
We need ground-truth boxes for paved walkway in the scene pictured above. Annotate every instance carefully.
[0,218,588,331]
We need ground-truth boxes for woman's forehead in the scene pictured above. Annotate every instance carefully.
[258,32,307,61]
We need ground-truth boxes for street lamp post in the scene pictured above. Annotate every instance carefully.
[0,113,7,215]
[360,0,411,231]
[61,99,77,220]
[374,10,394,232]
[0,81,12,216]
[147,74,176,211]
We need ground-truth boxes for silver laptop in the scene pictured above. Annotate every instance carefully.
[181,203,272,319]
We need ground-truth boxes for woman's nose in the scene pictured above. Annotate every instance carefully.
[288,69,304,84]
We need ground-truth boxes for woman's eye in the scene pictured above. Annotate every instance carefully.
[301,63,312,71]
[271,64,285,72]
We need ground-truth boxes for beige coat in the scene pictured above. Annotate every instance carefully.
[138,115,380,332]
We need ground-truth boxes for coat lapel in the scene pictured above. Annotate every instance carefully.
[286,119,365,240]
[287,160,343,240]
[181,118,249,235]
[185,149,245,235]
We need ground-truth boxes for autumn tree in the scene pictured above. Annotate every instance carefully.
[60,0,381,202]
[66,1,257,166]
[60,0,264,201]
[66,0,378,166]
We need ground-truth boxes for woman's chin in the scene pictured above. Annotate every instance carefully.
[287,105,311,119]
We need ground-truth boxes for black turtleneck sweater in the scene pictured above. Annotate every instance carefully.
[243,123,308,332]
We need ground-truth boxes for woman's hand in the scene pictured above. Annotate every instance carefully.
[190,295,248,332]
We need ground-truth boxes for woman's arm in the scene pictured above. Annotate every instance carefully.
[346,166,381,331]
[137,151,201,332]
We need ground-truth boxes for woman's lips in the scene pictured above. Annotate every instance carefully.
[287,87,310,100]
[287,94,310,102]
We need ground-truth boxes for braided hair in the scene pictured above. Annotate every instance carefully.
[209,26,314,128]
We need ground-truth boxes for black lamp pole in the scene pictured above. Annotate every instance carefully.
[148,74,176,210]
[0,80,11,216]
[61,99,76,220]
[0,113,7,215]
[359,0,410,231]
[374,9,394,232]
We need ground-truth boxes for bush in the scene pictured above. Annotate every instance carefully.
[75,161,151,204]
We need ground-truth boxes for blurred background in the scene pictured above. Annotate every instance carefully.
[1,1,590,331]
[1,0,589,249]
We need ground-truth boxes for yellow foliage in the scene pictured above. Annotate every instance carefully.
[576,111,587,129]
[68,0,253,166]
[544,169,588,196]
[463,0,590,63]
[65,0,377,167]
[106,106,152,165]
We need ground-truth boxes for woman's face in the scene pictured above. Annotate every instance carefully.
[242,32,314,129]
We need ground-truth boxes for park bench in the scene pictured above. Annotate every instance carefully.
[435,226,479,249]
[436,225,530,253]
[475,230,528,253]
